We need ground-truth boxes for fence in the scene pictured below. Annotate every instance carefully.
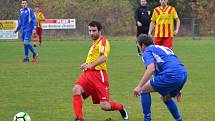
[179,18,215,40]
[1,18,215,40]
[41,18,215,40]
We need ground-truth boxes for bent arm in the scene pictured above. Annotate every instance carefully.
[39,13,45,21]
[15,11,22,32]
[31,9,36,30]
[80,55,107,70]
[174,18,180,35]
[134,8,139,22]
[135,7,142,26]
[90,55,106,68]
[148,21,155,36]
[15,21,22,32]
[137,63,155,87]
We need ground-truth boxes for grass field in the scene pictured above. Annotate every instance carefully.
[0,38,215,121]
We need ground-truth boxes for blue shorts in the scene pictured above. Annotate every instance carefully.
[150,72,187,97]
[21,31,32,43]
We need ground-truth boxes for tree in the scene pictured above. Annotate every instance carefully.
[0,0,213,36]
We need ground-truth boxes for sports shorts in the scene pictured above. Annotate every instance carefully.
[36,27,42,36]
[154,37,173,49]
[75,69,110,104]
[21,30,33,43]
[150,72,187,97]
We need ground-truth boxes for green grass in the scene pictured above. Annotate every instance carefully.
[0,38,215,121]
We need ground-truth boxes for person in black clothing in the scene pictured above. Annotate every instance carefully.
[135,0,151,56]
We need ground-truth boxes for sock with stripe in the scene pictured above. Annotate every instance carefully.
[24,44,29,59]
[140,92,152,121]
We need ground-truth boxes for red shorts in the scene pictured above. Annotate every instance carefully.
[36,27,42,36]
[154,37,173,49]
[75,69,109,104]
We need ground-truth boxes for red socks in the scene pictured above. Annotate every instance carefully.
[33,34,42,45]
[110,102,123,111]
[39,36,42,45]
[73,94,123,119]
[33,33,37,45]
[73,95,84,119]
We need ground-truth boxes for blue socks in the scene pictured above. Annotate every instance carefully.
[24,44,37,59]
[27,44,36,56]
[24,45,29,59]
[140,93,182,121]
[140,93,151,121]
[164,98,182,121]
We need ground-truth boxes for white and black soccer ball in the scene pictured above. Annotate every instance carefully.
[13,112,31,121]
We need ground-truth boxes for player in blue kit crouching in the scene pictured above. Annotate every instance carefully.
[133,34,187,121]
[14,0,38,62]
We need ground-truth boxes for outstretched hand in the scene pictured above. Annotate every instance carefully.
[32,30,36,35]
[174,30,179,36]
[148,33,153,38]
[133,86,142,97]
[14,30,18,34]
[80,63,93,70]
[137,21,142,27]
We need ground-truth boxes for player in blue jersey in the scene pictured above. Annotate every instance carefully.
[133,34,187,121]
[14,0,38,62]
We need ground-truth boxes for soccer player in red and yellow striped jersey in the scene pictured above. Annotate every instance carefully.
[72,21,129,121]
[148,0,180,49]
[33,5,45,47]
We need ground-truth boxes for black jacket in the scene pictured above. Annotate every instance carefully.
[135,6,151,27]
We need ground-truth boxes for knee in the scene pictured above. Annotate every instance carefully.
[142,81,154,93]
[23,41,30,46]
[100,102,111,111]
[141,86,148,93]
[24,40,30,45]
[161,95,171,102]
[72,85,83,95]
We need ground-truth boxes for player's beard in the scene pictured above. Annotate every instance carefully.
[91,35,99,40]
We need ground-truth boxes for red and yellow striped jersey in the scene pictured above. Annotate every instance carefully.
[151,6,178,37]
[86,36,110,71]
[34,11,45,28]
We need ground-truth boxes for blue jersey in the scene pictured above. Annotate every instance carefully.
[143,45,186,76]
[17,7,36,32]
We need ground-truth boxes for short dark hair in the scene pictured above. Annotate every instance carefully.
[137,34,154,46]
[88,21,102,31]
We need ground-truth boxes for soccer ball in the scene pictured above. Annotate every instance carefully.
[13,112,31,121]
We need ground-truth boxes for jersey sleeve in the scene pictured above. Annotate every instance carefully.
[143,48,155,66]
[39,12,45,20]
[135,7,139,21]
[16,9,22,31]
[99,37,110,57]
[30,8,36,30]
[151,8,158,22]
[173,7,178,19]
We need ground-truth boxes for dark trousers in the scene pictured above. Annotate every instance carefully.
[136,26,149,55]
[136,26,149,37]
